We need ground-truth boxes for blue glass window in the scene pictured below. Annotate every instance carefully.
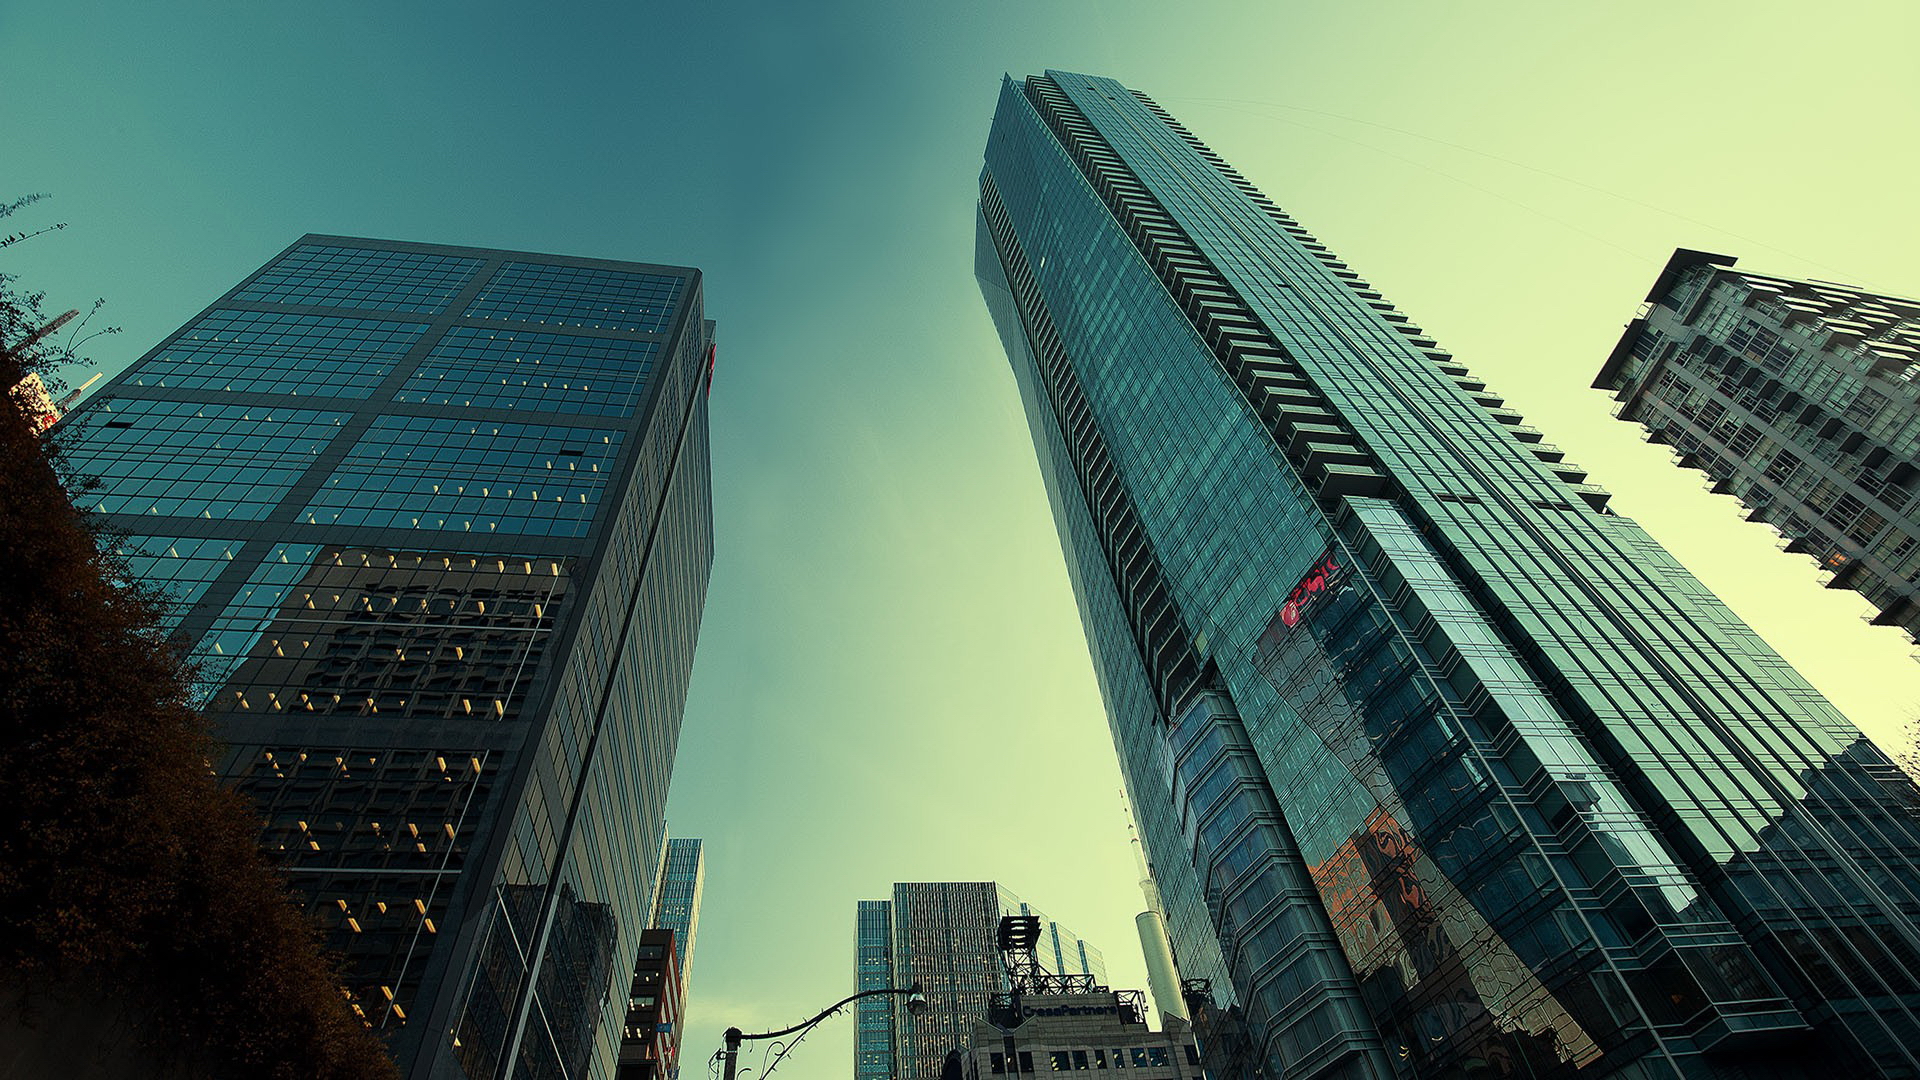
[394,327,657,416]
[231,244,483,313]
[195,543,325,699]
[464,262,683,333]
[302,416,623,537]
[127,310,428,398]
[118,535,242,610]
[62,399,349,521]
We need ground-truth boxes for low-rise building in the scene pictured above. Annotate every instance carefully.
[955,915,1200,1080]
[617,929,683,1080]
[966,986,1200,1080]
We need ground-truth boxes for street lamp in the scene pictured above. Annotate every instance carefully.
[718,983,927,1080]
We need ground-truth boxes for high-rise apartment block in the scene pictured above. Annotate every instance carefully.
[1597,249,1920,643]
[57,236,716,1080]
[977,71,1920,1079]
[856,883,1105,1080]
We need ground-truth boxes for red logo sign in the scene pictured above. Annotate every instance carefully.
[1279,548,1346,629]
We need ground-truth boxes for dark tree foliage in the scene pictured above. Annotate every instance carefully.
[0,200,399,1080]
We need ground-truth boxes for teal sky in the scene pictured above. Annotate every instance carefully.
[6,3,1918,1078]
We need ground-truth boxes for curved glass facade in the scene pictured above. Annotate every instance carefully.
[978,72,1920,1080]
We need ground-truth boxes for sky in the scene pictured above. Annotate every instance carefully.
[5,2,1919,1078]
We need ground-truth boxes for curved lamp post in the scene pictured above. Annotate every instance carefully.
[719,982,928,1080]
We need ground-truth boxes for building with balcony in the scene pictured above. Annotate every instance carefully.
[1597,249,1920,644]
[977,71,1920,1079]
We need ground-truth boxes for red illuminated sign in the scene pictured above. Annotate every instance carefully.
[1279,547,1347,629]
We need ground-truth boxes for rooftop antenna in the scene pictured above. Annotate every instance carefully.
[1122,789,1186,1024]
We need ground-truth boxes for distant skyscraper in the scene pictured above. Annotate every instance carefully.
[630,835,704,1079]
[855,899,899,1080]
[649,837,706,1005]
[56,236,716,1080]
[1597,249,1920,644]
[856,883,1104,1080]
[977,71,1920,1079]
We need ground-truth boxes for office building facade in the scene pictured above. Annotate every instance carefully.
[649,837,706,1005]
[1596,249,1920,644]
[856,883,1105,1080]
[965,987,1200,1080]
[966,913,1201,1080]
[626,836,703,1080]
[616,930,684,1080]
[977,71,1920,1079]
[57,236,716,1080]
[857,899,901,1080]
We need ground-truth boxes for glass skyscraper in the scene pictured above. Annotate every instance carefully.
[856,899,900,1080]
[1596,249,1920,645]
[649,837,706,1007]
[855,882,1105,1080]
[620,836,705,1080]
[56,236,715,1080]
[976,72,1920,1079]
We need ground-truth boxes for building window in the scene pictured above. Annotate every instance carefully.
[991,1053,1006,1075]
[1050,1051,1073,1072]
[1074,1050,1089,1070]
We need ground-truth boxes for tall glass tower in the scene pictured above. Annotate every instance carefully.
[649,837,706,1008]
[56,236,715,1080]
[855,882,1105,1080]
[976,72,1920,1080]
[855,899,900,1080]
